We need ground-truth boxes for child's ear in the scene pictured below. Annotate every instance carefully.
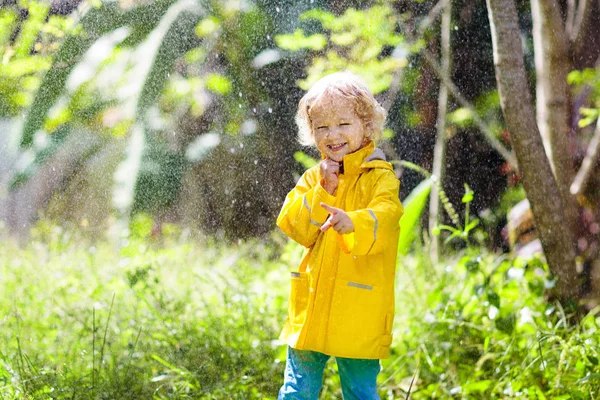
[364,120,373,138]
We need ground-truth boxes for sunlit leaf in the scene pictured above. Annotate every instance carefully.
[300,9,335,26]
[205,73,232,95]
[275,30,326,51]
[195,16,220,37]
[293,151,318,170]
[448,107,474,128]
[398,178,432,255]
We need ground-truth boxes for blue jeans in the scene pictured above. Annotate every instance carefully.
[278,347,381,400]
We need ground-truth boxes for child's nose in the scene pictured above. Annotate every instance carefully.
[329,126,342,137]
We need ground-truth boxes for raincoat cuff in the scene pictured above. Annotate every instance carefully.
[312,182,336,223]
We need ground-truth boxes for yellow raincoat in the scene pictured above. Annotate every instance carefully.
[277,142,403,359]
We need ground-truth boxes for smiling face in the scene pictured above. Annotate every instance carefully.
[310,95,367,162]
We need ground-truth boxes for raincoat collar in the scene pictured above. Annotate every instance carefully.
[340,141,385,175]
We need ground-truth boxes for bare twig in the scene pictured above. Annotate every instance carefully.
[570,0,592,50]
[417,0,449,35]
[429,0,452,263]
[381,0,448,112]
[565,0,576,38]
[399,1,518,170]
[570,117,600,195]
[422,49,519,170]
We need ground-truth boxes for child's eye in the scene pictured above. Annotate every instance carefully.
[317,126,328,130]
[340,123,351,126]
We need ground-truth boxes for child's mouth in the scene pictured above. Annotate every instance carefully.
[327,143,347,151]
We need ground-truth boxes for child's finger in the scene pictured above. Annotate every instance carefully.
[320,218,332,232]
[320,202,342,214]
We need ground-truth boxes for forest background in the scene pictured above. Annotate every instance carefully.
[1,0,600,398]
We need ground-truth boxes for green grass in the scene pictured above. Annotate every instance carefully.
[2,221,600,399]
[0,221,290,399]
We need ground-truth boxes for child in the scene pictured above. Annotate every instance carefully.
[276,71,403,399]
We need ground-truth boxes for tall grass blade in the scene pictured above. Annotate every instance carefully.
[99,294,116,376]
[92,306,96,392]
[406,364,419,399]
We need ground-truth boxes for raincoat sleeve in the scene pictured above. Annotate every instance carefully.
[277,168,337,248]
[337,170,403,256]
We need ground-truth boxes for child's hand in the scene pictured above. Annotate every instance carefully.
[319,159,340,195]
[320,203,354,234]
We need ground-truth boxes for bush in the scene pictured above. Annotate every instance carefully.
[380,248,600,399]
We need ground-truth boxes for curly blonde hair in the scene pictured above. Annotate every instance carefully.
[295,71,387,146]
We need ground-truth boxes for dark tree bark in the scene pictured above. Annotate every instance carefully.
[486,0,579,300]
[531,0,580,242]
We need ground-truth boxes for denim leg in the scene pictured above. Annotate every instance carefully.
[336,357,381,400]
[278,346,330,400]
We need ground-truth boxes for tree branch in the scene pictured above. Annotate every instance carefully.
[570,0,592,52]
[429,0,452,264]
[571,117,600,195]
[566,0,576,38]
[382,0,449,112]
[418,0,449,35]
[421,49,518,170]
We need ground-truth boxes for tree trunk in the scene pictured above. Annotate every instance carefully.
[429,0,452,263]
[531,0,580,239]
[486,0,579,300]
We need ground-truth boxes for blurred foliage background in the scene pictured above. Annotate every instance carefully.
[0,0,525,242]
[2,0,600,398]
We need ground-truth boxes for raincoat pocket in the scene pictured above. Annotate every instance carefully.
[328,279,385,340]
[289,271,310,326]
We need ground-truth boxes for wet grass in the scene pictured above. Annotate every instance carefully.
[2,220,600,399]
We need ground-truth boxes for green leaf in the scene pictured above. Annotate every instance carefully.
[195,16,220,37]
[300,9,336,26]
[19,0,196,147]
[20,1,126,147]
[495,313,515,335]
[437,224,459,233]
[0,10,18,45]
[577,373,600,383]
[205,73,232,95]
[462,186,474,203]
[293,151,318,170]
[275,30,326,51]
[463,380,491,393]
[398,178,433,255]
[14,0,50,58]
[578,107,599,128]
[465,219,480,233]
[465,259,480,273]
[487,290,500,308]
[448,108,474,128]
